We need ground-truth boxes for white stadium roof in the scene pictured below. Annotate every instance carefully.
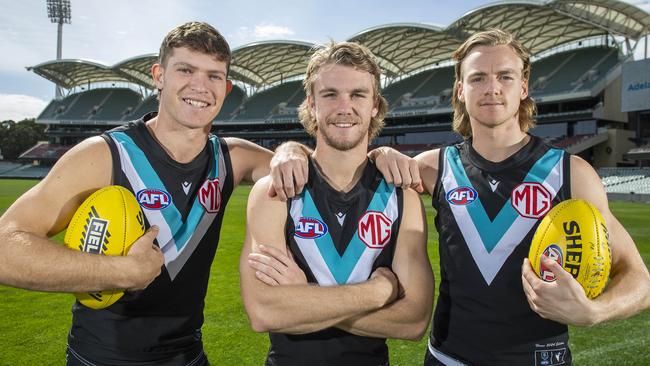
[28,0,650,91]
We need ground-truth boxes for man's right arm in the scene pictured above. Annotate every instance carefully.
[0,137,163,292]
[239,176,399,334]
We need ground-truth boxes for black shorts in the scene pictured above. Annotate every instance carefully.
[66,345,210,366]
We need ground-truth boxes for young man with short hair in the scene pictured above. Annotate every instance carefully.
[0,21,310,365]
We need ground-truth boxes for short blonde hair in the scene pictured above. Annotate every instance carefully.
[452,29,537,138]
[298,41,388,140]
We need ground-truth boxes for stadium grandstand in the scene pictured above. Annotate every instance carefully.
[5,0,650,200]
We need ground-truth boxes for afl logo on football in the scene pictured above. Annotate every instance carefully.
[511,182,551,219]
[446,187,478,205]
[540,244,564,282]
[199,178,221,213]
[294,217,328,239]
[137,189,171,210]
[358,211,392,249]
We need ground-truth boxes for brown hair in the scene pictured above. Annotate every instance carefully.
[298,41,388,140]
[158,21,231,72]
[452,29,536,138]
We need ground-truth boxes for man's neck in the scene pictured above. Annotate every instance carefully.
[146,112,210,164]
[470,118,530,162]
[312,143,368,193]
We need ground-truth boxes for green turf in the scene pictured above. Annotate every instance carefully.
[0,179,648,365]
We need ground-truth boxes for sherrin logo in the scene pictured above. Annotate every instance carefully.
[294,217,328,239]
[137,189,171,210]
[539,244,564,282]
[446,187,478,205]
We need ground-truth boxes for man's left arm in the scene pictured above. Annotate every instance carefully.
[522,155,650,326]
[224,138,309,199]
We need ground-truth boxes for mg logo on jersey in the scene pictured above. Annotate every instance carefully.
[358,211,392,249]
[136,189,171,210]
[540,244,563,282]
[511,182,551,218]
[199,178,221,213]
[294,217,327,239]
[446,187,478,205]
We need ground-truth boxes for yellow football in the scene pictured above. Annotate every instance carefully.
[529,199,611,299]
[64,185,145,309]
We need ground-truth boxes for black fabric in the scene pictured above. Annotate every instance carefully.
[68,113,233,365]
[429,135,573,366]
[266,158,402,366]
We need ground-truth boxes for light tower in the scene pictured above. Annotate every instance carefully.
[46,0,71,99]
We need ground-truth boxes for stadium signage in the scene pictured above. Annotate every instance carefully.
[446,187,478,205]
[358,211,392,248]
[621,58,650,112]
[199,178,221,213]
[294,217,327,239]
[511,182,551,219]
[627,81,650,91]
[137,189,171,210]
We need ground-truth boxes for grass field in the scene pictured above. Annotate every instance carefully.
[0,179,648,365]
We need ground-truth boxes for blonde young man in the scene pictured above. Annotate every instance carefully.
[240,42,434,366]
[0,22,311,365]
[407,29,650,365]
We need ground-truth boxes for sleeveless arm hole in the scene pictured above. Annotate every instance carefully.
[100,133,120,186]
[431,146,446,211]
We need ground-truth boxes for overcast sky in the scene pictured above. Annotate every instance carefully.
[0,0,648,121]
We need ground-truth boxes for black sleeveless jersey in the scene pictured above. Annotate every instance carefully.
[266,158,403,366]
[68,113,234,365]
[429,136,573,366]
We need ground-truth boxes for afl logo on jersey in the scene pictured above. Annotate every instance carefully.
[294,217,328,239]
[137,189,171,210]
[511,182,551,219]
[358,211,392,249]
[199,178,221,213]
[540,244,563,282]
[446,187,478,205]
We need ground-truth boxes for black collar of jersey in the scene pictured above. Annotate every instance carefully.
[307,155,381,205]
[129,112,211,173]
[463,134,541,174]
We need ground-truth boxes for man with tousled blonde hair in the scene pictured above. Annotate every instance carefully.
[395,28,650,366]
[240,41,434,366]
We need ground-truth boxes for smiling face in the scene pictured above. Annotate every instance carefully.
[309,63,379,151]
[457,44,528,133]
[152,46,232,130]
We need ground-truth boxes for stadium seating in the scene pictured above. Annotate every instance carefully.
[232,81,302,121]
[599,167,650,194]
[90,89,141,121]
[126,95,159,120]
[531,47,618,96]
[57,89,115,121]
[216,85,246,121]
[19,142,73,161]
